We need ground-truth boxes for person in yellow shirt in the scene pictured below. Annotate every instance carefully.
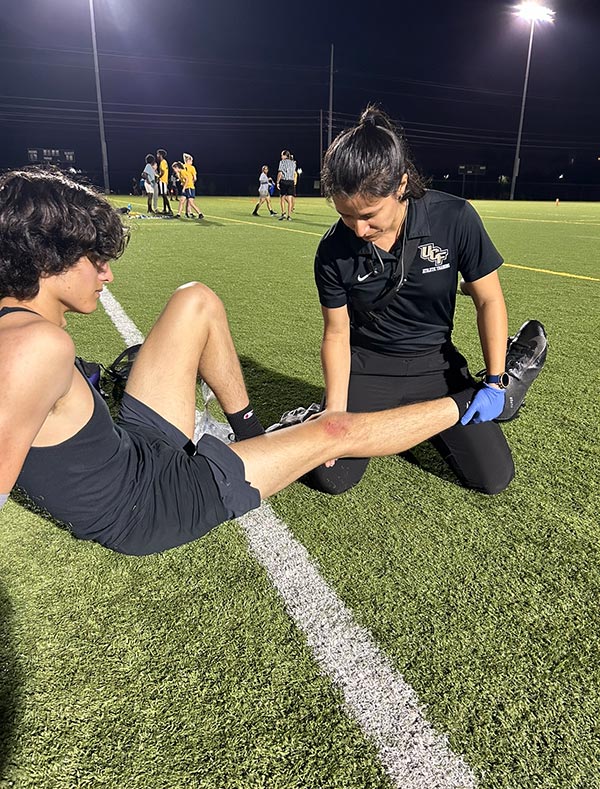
[180,152,204,219]
[156,149,173,215]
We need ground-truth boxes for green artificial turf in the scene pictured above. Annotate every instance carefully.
[1,196,599,788]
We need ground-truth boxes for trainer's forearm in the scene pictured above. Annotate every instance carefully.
[321,336,350,411]
[476,299,508,376]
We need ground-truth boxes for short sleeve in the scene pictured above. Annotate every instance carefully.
[456,201,503,282]
[314,245,348,309]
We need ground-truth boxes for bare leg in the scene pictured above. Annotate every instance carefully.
[188,198,203,216]
[125,283,253,439]
[230,399,459,498]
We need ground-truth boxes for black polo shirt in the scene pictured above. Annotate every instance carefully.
[314,189,503,354]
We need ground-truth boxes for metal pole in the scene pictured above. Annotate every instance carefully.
[89,0,110,193]
[327,44,334,148]
[319,108,324,195]
[510,19,535,201]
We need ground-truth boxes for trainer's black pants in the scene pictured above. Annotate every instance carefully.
[304,344,514,496]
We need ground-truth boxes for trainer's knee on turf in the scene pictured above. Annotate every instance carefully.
[302,460,364,495]
[469,459,515,495]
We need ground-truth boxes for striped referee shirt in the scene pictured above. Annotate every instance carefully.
[278,158,296,181]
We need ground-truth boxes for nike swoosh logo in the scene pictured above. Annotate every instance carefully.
[357,272,373,282]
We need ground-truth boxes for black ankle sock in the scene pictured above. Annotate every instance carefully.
[449,386,477,421]
[225,404,265,441]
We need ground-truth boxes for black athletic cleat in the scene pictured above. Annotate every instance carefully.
[266,403,321,433]
[496,320,548,422]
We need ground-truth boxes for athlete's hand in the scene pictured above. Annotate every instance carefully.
[460,384,505,425]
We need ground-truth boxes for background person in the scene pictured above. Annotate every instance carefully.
[142,154,158,213]
[171,161,187,217]
[252,165,277,216]
[290,154,300,212]
[182,152,204,219]
[305,105,516,497]
[276,150,296,221]
[156,149,173,215]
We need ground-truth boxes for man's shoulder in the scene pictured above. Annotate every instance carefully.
[1,316,74,369]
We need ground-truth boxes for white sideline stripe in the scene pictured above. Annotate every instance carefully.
[99,287,476,789]
[99,288,145,346]
[240,506,475,789]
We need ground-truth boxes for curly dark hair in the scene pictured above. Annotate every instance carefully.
[321,104,427,201]
[0,169,128,300]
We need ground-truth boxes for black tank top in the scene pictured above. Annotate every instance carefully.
[2,308,226,554]
[0,306,40,317]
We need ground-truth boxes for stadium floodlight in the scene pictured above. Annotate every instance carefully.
[509,2,555,201]
[88,0,110,194]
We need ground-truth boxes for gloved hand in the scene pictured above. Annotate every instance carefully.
[460,383,505,425]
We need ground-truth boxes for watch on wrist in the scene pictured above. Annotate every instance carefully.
[485,372,510,389]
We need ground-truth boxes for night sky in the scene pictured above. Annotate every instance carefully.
[1,0,599,197]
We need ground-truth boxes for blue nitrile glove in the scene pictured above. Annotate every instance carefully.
[460,383,505,425]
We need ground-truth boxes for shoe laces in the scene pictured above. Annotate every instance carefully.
[506,339,542,378]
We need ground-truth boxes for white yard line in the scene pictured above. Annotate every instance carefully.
[99,287,477,789]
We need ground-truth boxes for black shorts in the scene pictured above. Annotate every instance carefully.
[114,393,260,554]
[279,179,294,196]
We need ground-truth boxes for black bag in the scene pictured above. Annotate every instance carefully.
[75,357,104,394]
[103,344,142,398]
[75,344,142,405]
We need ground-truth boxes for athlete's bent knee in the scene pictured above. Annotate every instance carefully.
[173,282,224,318]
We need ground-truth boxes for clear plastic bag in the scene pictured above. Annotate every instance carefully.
[194,382,232,443]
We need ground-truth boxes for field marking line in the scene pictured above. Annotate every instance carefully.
[240,505,476,789]
[480,214,600,227]
[207,213,323,237]
[99,286,477,789]
[504,263,600,281]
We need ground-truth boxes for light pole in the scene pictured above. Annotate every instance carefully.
[509,2,554,201]
[88,0,110,193]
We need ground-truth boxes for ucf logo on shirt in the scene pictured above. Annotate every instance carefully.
[419,243,450,274]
